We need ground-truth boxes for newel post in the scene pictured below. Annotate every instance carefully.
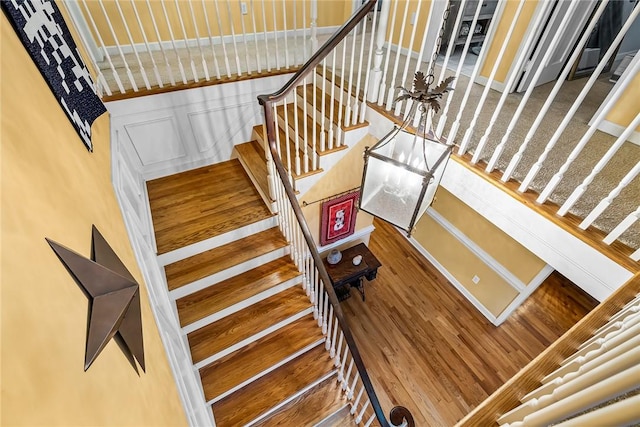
[367,0,391,101]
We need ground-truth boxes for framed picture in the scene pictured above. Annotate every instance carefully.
[320,191,360,247]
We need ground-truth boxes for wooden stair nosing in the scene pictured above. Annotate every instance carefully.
[165,226,289,291]
[177,255,303,329]
[259,375,350,427]
[180,274,303,334]
[200,314,325,402]
[157,215,278,267]
[211,345,337,427]
[185,282,309,364]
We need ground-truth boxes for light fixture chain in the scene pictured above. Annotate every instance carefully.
[426,1,451,86]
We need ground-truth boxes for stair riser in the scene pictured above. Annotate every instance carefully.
[157,215,278,266]
[194,305,314,370]
[243,370,339,427]
[169,246,291,300]
[206,338,326,404]
[183,275,303,335]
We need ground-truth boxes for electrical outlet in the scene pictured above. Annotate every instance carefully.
[410,12,416,25]
[240,2,248,15]
[472,275,480,284]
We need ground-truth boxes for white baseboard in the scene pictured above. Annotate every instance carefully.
[316,224,376,254]
[103,26,340,58]
[595,120,640,146]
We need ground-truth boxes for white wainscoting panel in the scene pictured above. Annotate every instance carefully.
[125,117,187,166]
[107,74,293,180]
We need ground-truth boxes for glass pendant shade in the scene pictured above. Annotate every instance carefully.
[359,126,452,234]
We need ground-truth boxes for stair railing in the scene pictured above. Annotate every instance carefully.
[258,1,414,426]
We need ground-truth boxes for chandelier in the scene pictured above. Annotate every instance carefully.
[359,72,455,235]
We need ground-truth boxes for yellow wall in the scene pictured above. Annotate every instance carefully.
[301,135,375,246]
[1,15,187,427]
[606,70,640,131]
[479,0,540,83]
[413,188,547,317]
[387,0,435,52]
[80,0,349,47]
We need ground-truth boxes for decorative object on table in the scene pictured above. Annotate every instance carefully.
[327,249,343,265]
[1,0,106,151]
[46,225,145,373]
[320,190,360,247]
[352,255,363,266]
[359,70,455,236]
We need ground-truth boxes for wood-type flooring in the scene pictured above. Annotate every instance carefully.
[341,219,598,426]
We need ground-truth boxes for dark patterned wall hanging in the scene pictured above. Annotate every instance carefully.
[2,0,106,151]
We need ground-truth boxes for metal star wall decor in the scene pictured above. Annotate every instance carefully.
[46,225,145,373]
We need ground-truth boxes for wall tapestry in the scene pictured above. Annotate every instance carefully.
[320,191,360,247]
[47,225,145,373]
[2,0,106,151]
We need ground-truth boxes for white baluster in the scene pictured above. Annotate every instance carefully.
[348,372,360,399]
[437,0,466,87]
[328,50,337,149]
[320,58,327,151]
[336,40,347,146]
[449,0,504,150]
[261,0,271,72]
[323,284,329,332]
[408,0,446,125]
[78,0,119,94]
[200,0,222,79]
[352,385,365,412]
[97,0,138,91]
[311,69,318,169]
[302,0,307,59]
[356,399,371,424]
[469,0,528,163]
[377,0,398,105]
[385,0,411,111]
[187,0,210,81]
[436,0,484,138]
[282,0,290,68]
[292,90,302,175]
[325,305,334,350]
[361,3,379,123]
[292,0,298,65]
[330,314,339,357]
[113,0,150,89]
[603,206,640,248]
[159,0,187,84]
[128,0,163,88]
[213,0,233,78]
[225,0,243,76]
[344,22,359,128]
[334,332,344,366]
[143,0,175,86]
[171,0,199,82]
[302,77,311,172]
[317,274,324,324]
[343,358,355,390]
[559,113,640,216]
[352,18,367,125]
[310,0,318,52]
[271,0,280,70]
[518,4,640,192]
[364,413,377,427]
[395,0,423,117]
[237,0,252,75]
[249,0,261,73]
[500,0,610,181]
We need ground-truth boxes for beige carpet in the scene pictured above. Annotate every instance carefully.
[97,28,640,250]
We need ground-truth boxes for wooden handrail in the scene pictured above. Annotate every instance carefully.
[258,1,414,426]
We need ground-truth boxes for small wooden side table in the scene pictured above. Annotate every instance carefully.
[322,243,382,301]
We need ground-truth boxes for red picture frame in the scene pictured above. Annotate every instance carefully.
[320,191,360,247]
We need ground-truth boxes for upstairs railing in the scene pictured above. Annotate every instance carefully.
[259,2,414,426]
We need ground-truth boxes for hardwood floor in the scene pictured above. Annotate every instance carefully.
[147,160,272,254]
[341,219,598,426]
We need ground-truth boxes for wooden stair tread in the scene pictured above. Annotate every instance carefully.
[165,226,288,291]
[186,279,306,363]
[254,125,325,181]
[147,159,272,254]
[212,345,336,427]
[298,84,369,132]
[259,375,349,427]
[200,314,322,401]
[318,407,358,427]
[235,140,273,202]
[178,255,301,328]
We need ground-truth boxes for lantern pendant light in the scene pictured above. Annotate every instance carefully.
[359,73,455,236]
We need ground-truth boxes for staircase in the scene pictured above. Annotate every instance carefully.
[147,159,358,426]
